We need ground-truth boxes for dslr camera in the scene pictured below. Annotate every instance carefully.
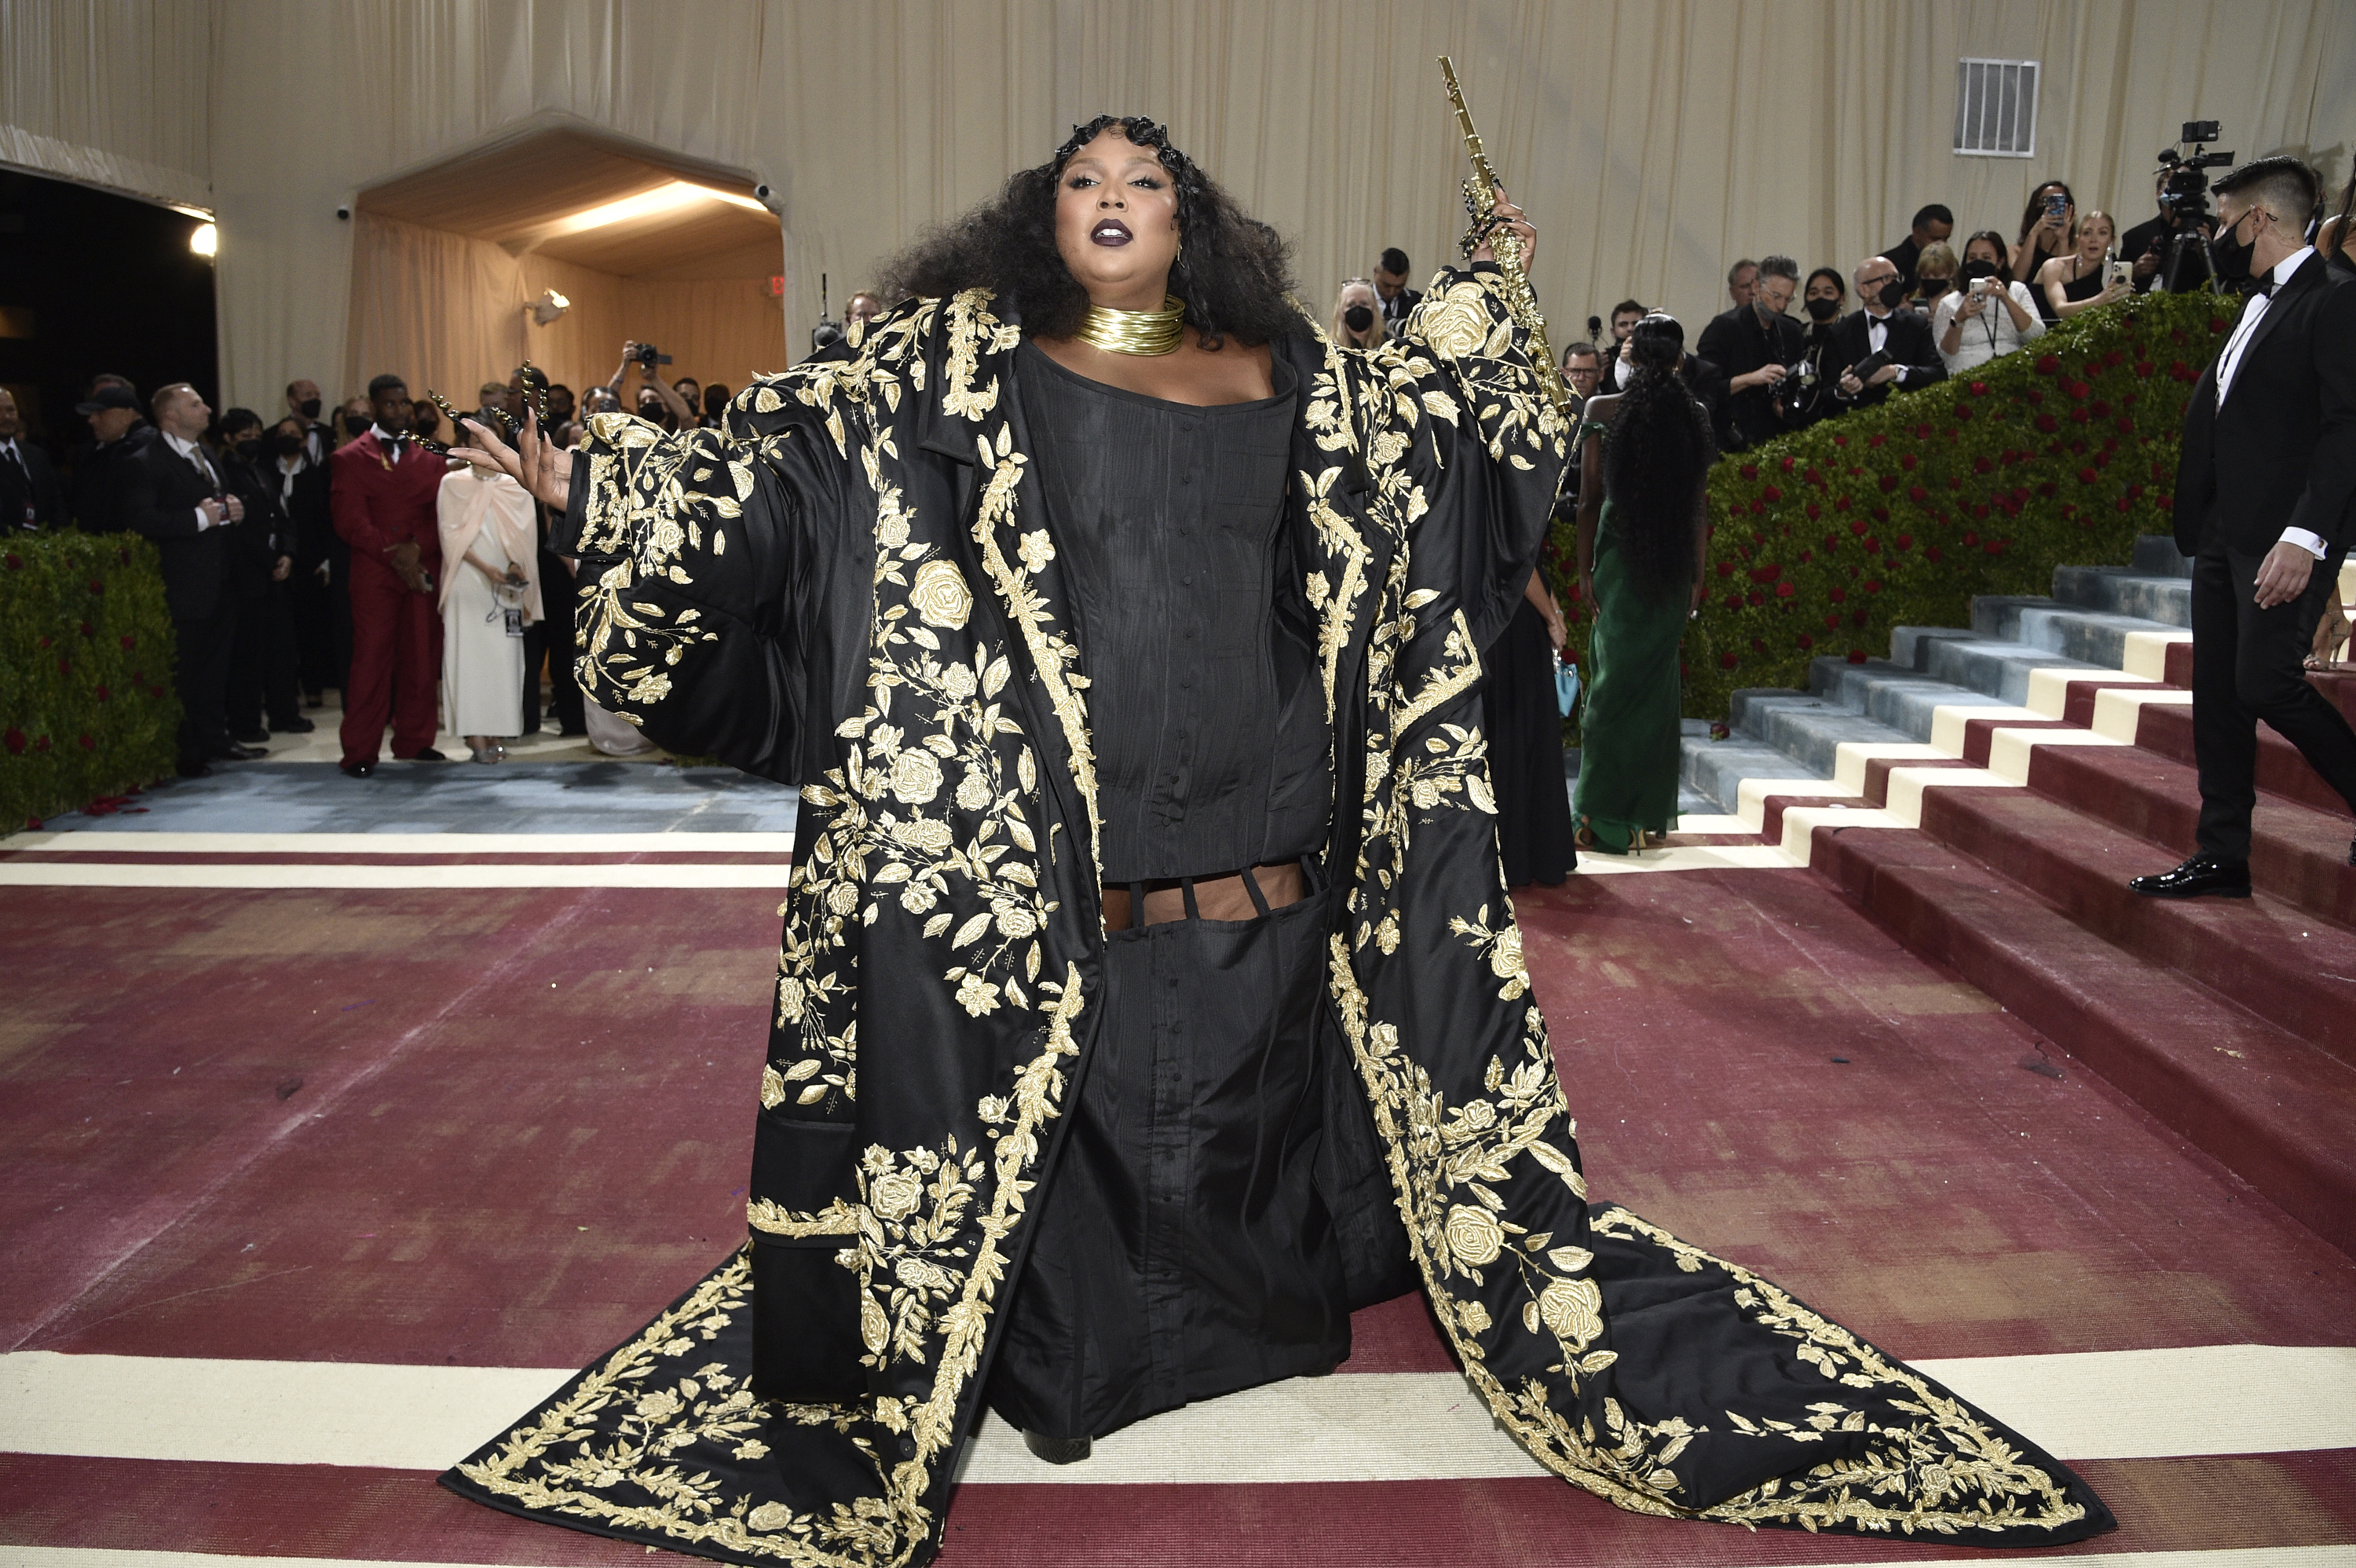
[630,342,673,371]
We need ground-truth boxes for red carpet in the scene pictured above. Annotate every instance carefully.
[4,857,2352,1563]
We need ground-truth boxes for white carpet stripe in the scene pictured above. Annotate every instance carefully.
[5,1549,2354,1568]
[4,1345,2350,1479]
[0,862,792,889]
[5,831,798,854]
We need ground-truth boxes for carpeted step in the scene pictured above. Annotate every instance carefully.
[2051,565,2193,628]
[2012,736,2356,928]
[2131,698,2356,816]
[1810,824,2356,1259]
[1972,595,2191,675]
[1896,780,2356,1052]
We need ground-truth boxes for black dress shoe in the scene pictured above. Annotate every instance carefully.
[210,741,269,762]
[400,746,451,762]
[270,715,316,734]
[1021,1430,1092,1465]
[231,726,270,745]
[2128,853,2252,899]
[340,760,375,779]
[175,760,212,779]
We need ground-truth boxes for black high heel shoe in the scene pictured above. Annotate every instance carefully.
[1021,1429,1092,1464]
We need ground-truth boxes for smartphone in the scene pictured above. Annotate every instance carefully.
[1969,276,1992,298]
[2105,258,2133,288]
[2045,193,2070,219]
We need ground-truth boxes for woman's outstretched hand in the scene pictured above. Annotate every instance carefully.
[450,407,570,512]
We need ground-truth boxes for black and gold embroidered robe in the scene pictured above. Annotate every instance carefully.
[443,270,2111,1563]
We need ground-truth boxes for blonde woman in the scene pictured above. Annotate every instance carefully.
[1330,276,1386,348]
[2039,210,2134,320]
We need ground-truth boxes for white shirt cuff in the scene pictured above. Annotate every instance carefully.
[193,505,214,529]
[2278,528,2329,560]
[1893,365,1908,383]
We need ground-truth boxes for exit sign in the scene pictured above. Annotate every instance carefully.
[768,276,785,297]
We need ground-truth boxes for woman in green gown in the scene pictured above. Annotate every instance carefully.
[1573,313,1713,853]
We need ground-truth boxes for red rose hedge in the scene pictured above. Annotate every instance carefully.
[1544,290,2226,726]
[2,532,178,827]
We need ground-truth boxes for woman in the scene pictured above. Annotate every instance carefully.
[1330,275,1387,347]
[1571,316,1708,854]
[1935,228,2046,371]
[1785,265,1847,426]
[2011,178,2077,320]
[2040,209,2134,320]
[333,395,371,448]
[434,431,540,762]
[447,116,2108,1566]
[1481,555,1575,887]
[1909,239,1959,313]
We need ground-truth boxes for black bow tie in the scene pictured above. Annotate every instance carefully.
[2248,275,2276,299]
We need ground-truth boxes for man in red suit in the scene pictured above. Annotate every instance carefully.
[331,374,447,777]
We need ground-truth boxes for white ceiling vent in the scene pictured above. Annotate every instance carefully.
[1954,59,2040,157]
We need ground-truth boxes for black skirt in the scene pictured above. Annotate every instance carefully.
[985,875,1352,1440]
[1482,598,1577,886]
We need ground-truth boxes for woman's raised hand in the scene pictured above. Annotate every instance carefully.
[450,406,570,512]
[1470,188,1537,271]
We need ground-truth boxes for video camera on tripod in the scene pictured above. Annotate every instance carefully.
[2153,120,2235,291]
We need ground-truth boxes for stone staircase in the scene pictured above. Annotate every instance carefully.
[1681,539,2356,1255]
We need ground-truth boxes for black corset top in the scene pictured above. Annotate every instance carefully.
[1016,340,1329,882]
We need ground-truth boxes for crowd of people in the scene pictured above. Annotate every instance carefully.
[1400,166,2347,883]
[5,345,733,778]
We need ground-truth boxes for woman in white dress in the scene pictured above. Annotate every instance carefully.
[1933,228,2047,374]
[435,462,542,762]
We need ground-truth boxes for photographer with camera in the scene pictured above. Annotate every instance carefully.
[1696,254,1803,451]
[1832,254,1945,411]
[606,340,694,428]
[2038,210,2135,320]
[2011,181,2079,322]
[2126,125,2236,293]
[1934,230,2046,373]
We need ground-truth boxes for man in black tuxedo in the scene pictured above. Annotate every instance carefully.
[1830,254,1946,411]
[1373,247,1421,331]
[0,388,66,530]
[285,378,335,465]
[1696,254,1805,450]
[120,382,262,777]
[1878,203,1954,291]
[2133,157,2356,896]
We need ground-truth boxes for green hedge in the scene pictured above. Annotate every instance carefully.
[1545,290,2230,722]
[2,532,180,828]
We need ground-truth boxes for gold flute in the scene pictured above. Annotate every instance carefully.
[1438,56,1572,421]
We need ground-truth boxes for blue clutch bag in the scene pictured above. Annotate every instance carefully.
[1554,659,1581,718]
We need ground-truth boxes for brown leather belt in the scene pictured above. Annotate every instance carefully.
[1100,862,1308,930]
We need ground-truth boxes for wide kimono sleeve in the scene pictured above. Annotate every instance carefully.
[551,370,862,782]
[1373,262,1572,649]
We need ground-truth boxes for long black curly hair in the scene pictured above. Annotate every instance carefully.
[877,115,1301,348]
[1603,314,1714,601]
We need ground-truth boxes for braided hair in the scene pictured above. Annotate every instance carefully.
[1602,314,1714,601]
[879,115,1300,347]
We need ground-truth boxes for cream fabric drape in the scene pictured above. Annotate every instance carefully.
[342,213,784,415]
[4,1,2347,410]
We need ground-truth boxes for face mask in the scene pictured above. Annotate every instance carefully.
[1959,259,1998,284]
[2208,209,2259,283]
[1342,304,1374,333]
[1805,295,1842,321]
[265,433,300,458]
[232,437,262,459]
[298,397,322,419]
[1918,275,1954,296]
[1874,276,1908,310]
[343,412,371,436]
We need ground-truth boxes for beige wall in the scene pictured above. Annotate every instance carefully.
[4,1,2351,411]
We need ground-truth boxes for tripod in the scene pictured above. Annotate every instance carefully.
[2159,219,2216,294]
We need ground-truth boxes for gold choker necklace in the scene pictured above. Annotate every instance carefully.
[1076,294,1186,356]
